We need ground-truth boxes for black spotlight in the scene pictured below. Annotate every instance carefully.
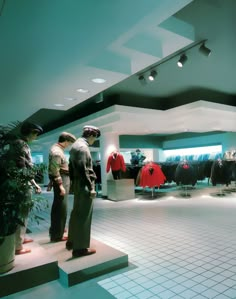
[148,70,157,81]
[199,43,211,57]
[138,75,147,85]
[177,54,188,68]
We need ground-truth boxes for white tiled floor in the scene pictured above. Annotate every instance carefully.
[5,184,236,299]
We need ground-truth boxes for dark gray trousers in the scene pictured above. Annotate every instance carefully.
[50,174,70,240]
[67,181,94,250]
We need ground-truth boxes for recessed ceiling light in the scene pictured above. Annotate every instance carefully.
[64,97,77,101]
[76,88,89,93]
[91,78,106,83]
[54,103,65,107]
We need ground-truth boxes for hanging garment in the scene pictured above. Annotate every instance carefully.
[223,150,236,160]
[210,159,232,186]
[159,162,178,183]
[138,162,166,188]
[175,161,197,186]
[106,151,126,173]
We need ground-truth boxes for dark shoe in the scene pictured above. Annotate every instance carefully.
[15,248,31,255]
[51,236,68,242]
[66,241,73,250]
[23,238,33,244]
[72,248,96,258]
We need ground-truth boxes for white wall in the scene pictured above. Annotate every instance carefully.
[162,132,227,150]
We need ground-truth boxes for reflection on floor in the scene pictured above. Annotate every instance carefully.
[4,182,236,299]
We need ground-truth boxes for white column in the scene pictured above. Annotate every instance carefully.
[99,132,120,197]
[152,148,159,162]
[222,132,236,153]
[153,148,165,162]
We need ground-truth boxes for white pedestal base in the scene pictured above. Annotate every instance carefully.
[107,179,135,201]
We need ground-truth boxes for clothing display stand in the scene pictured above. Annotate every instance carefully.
[214,185,226,197]
[141,187,155,199]
[151,187,154,198]
[222,185,232,194]
[230,181,236,192]
[224,181,236,193]
[139,186,162,200]
[180,185,191,197]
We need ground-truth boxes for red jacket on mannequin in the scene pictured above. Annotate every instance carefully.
[106,151,126,173]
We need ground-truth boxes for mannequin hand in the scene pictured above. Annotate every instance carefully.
[35,185,42,194]
[59,185,66,196]
[90,190,97,199]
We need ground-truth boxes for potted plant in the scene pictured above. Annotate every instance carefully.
[0,122,47,274]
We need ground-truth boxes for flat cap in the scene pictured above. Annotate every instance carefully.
[59,132,76,142]
[20,121,43,136]
[83,125,101,138]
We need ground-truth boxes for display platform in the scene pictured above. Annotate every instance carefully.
[58,239,128,287]
[0,243,58,297]
[0,235,128,296]
[37,236,129,287]
[107,179,135,201]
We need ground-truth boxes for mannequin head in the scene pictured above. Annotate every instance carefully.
[20,122,43,143]
[82,125,100,145]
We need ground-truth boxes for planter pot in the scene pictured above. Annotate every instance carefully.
[0,233,15,274]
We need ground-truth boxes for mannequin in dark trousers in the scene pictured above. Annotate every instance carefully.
[48,132,76,242]
[66,125,101,258]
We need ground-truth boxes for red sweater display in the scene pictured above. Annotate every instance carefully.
[138,162,166,188]
[106,152,126,173]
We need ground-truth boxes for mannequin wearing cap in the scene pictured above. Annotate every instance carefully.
[130,149,146,166]
[8,121,43,255]
[66,125,100,257]
[48,131,76,242]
